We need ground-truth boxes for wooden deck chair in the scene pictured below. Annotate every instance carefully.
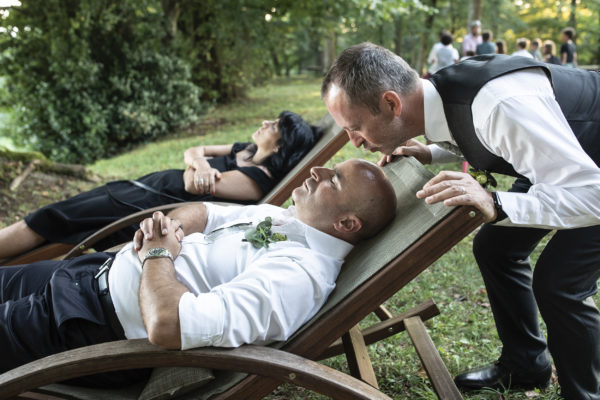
[0,157,485,400]
[2,113,348,266]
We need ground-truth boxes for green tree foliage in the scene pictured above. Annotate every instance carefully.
[0,0,598,163]
[0,0,202,163]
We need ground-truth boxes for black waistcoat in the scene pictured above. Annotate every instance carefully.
[429,54,600,176]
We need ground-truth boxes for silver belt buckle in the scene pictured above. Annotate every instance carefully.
[94,258,113,279]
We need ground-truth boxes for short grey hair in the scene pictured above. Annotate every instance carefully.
[321,42,419,115]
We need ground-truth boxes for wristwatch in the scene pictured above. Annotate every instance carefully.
[142,247,174,267]
[491,192,508,223]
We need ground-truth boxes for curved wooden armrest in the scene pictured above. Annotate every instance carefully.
[64,201,237,259]
[0,339,390,400]
[63,202,198,259]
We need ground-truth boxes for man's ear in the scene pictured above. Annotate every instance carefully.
[381,91,402,117]
[333,214,363,234]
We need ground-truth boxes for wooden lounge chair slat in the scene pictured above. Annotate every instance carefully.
[0,340,391,400]
[317,299,440,360]
[405,316,464,400]
[374,304,394,321]
[342,325,379,388]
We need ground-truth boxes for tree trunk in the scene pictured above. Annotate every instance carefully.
[393,15,403,56]
[467,0,482,28]
[569,0,576,30]
[417,0,438,76]
[323,30,337,72]
[162,0,181,39]
[269,46,282,76]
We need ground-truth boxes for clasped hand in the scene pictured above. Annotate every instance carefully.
[133,211,185,262]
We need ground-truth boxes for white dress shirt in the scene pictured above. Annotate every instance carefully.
[423,69,600,229]
[462,33,482,54]
[427,42,444,73]
[512,49,534,58]
[109,203,353,349]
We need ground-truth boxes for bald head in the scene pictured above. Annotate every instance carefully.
[344,159,397,241]
[293,159,397,244]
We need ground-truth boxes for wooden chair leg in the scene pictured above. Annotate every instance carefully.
[373,305,393,321]
[404,316,463,400]
[342,325,379,389]
[319,299,439,360]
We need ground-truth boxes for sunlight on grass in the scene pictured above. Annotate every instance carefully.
[90,75,328,179]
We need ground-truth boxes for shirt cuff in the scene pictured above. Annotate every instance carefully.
[491,191,515,225]
[179,291,225,349]
[428,144,464,164]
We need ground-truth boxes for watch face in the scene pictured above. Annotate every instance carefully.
[148,248,169,257]
[148,248,167,256]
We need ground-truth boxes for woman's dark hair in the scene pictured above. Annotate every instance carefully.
[496,40,506,54]
[248,111,323,179]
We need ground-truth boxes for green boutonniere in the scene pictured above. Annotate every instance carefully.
[468,168,497,189]
[242,217,287,249]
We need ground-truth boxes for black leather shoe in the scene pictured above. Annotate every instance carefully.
[454,361,551,392]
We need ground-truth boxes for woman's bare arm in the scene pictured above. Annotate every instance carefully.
[183,168,265,201]
[183,144,234,168]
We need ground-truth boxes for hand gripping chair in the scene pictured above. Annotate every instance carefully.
[0,157,484,400]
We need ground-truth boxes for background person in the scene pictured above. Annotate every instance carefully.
[0,111,322,261]
[321,42,600,399]
[543,40,561,65]
[476,30,495,55]
[495,39,506,54]
[0,159,398,387]
[512,38,533,58]
[529,38,543,61]
[560,27,578,67]
[425,30,450,77]
[462,20,482,57]
[435,32,459,69]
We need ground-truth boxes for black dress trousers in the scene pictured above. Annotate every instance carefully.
[0,252,150,387]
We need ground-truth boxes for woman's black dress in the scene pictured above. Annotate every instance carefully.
[24,143,275,250]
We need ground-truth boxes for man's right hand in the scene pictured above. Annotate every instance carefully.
[133,211,184,256]
[378,139,432,166]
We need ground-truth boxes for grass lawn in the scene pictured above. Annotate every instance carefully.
[89,75,580,399]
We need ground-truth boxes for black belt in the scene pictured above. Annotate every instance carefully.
[95,258,126,339]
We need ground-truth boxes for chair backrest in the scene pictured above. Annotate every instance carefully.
[190,157,484,399]
[260,113,347,206]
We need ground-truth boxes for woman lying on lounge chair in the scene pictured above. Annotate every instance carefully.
[0,111,322,259]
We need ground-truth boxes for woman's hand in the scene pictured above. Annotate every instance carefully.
[133,211,185,259]
[192,167,222,195]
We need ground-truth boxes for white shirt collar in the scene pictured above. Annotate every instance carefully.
[421,78,455,144]
[284,206,354,260]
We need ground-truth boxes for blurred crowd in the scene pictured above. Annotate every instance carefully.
[426,21,578,77]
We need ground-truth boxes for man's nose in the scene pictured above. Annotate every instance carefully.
[347,131,364,147]
[310,166,331,181]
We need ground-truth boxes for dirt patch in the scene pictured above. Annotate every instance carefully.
[0,159,98,227]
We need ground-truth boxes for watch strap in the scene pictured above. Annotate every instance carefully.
[491,192,508,223]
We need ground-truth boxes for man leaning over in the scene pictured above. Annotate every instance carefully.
[322,42,600,399]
